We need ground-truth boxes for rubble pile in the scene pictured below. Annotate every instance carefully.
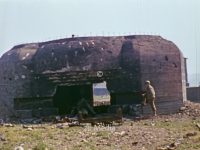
[179,100,200,117]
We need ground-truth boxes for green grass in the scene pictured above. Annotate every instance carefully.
[1,117,200,150]
[33,142,51,150]
[137,117,200,150]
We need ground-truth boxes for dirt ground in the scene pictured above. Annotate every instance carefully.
[0,100,200,150]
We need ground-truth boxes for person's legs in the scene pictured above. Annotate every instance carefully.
[149,98,157,116]
[142,95,147,106]
[142,97,147,106]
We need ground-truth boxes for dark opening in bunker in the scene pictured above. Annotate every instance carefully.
[53,84,93,115]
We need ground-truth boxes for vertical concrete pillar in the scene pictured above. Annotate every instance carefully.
[184,58,189,87]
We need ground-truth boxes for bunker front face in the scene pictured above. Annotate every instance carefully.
[0,35,186,118]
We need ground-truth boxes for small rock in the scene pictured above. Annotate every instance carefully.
[56,124,64,129]
[147,141,152,145]
[186,112,190,115]
[81,139,88,143]
[169,142,179,148]
[96,143,101,146]
[141,147,147,150]
[27,127,33,131]
[166,145,175,150]
[132,141,138,145]
[0,134,6,141]
[56,116,61,120]
[22,125,29,128]
[120,131,127,136]
[4,123,14,127]
[196,123,200,130]
[183,132,197,138]
[179,107,186,111]
[156,147,167,150]
[157,140,181,150]
[164,119,169,122]
[14,146,24,150]
[106,142,111,146]
[68,122,81,127]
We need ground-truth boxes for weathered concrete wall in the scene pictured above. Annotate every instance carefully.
[187,87,200,102]
[0,35,186,118]
[137,37,186,114]
[0,44,55,118]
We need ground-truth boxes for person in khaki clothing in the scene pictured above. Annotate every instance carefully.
[143,80,157,116]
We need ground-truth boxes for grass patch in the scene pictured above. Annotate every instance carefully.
[1,116,200,150]
[33,141,52,150]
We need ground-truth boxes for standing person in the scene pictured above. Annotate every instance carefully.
[143,80,157,116]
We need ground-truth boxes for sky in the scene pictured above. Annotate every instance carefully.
[0,0,200,84]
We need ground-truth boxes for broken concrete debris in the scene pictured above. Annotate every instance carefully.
[183,132,197,138]
[0,134,6,141]
[196,123,200,130]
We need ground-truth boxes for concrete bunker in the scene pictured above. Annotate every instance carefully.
[0,35,186,118]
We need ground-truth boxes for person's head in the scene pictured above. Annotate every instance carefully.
[145,80,151,86]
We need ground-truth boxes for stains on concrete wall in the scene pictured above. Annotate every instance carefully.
[0,35,186,118]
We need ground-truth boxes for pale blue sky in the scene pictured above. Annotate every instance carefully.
[0,0,200,77]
